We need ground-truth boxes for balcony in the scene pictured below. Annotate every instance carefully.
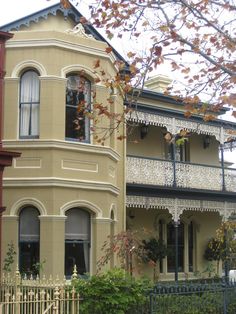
[126,156,236,192]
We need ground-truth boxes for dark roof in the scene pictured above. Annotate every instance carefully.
[129,101,236,130]
[0,2,128,66]
[125,88,235,129]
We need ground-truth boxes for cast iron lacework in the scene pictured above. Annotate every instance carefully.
[128,111,236,144]
[126,195,236,222]
[126,156,236,192]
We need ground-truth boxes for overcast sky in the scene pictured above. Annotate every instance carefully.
[0,0,235,164]
[0,0,60,26]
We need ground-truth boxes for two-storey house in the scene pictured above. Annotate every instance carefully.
[0,2,126,278]
[1,2,236,280]
[126,76,236,280]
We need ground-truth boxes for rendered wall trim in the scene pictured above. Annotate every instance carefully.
[3,139,120,162]
[60,200,102,218]
[11,59,47,77]
[9,197,47,216]
[3,177,120,196]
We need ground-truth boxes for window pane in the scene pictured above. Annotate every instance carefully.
[19,242,39,276]
[65,208,90,276]
[65,208,90,240]
[65,75,90,142]
[159,220,164,273]
[19,207,40,242]
[166,142,189,162]
[188,222,194,272]
[20,103,31,137]
[19,70,40,137]
[19,207,40,275]
[65,242,89,276]
[20,71,40,103]
[167,222,184,272]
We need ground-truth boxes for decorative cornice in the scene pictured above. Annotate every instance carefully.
[3,177,120,196]
[0,2,127,65]
[126,195,236,222]
[2,139,120,162]
[65,23,95,40]
[5,38,117,65]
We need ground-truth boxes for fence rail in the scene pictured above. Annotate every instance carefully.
[148,280,236,314]
[0,268,80,314]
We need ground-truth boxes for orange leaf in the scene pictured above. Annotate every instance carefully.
[79,17,88,24]
[105,47,113,53]
[93,59,100,69]
[60,0,71,9]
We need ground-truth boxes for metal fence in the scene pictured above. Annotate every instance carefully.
[0,269,80,314]
[149,280,236,314]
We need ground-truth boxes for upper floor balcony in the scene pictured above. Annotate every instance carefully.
[126,155,236,193]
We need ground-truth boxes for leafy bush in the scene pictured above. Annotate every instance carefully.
[73,268,151,314]
[3,242,16,273]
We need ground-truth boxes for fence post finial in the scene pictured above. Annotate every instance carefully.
[71,265,78,280]
[15,264,21,285]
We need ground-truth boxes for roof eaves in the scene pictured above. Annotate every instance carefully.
[0,2,128,67]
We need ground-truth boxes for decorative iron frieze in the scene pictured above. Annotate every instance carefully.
[126,195,236,222]
[128,111,236,144]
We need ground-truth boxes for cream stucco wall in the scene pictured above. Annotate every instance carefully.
[127,207,222,280]
[1,14,126,278]
[1,8,234,283]
[127,124,220,166]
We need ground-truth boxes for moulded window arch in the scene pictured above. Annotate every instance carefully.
[19,69,40,138]
[65,208,91,277]
[19,206,40,276]
[65,74,91,142]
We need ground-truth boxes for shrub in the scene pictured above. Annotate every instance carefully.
[73,268,151,314]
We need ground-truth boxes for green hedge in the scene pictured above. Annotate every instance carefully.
[72,270,236,314]
[73,268,151,314]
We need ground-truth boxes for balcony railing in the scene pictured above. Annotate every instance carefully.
[126,155,236,192]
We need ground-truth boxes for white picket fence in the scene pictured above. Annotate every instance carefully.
[0,267,80,314]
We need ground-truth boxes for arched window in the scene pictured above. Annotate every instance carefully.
[65,208,90,276]
[19,207,40,275]
[65,75,91,142]
[19,70,40,138]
